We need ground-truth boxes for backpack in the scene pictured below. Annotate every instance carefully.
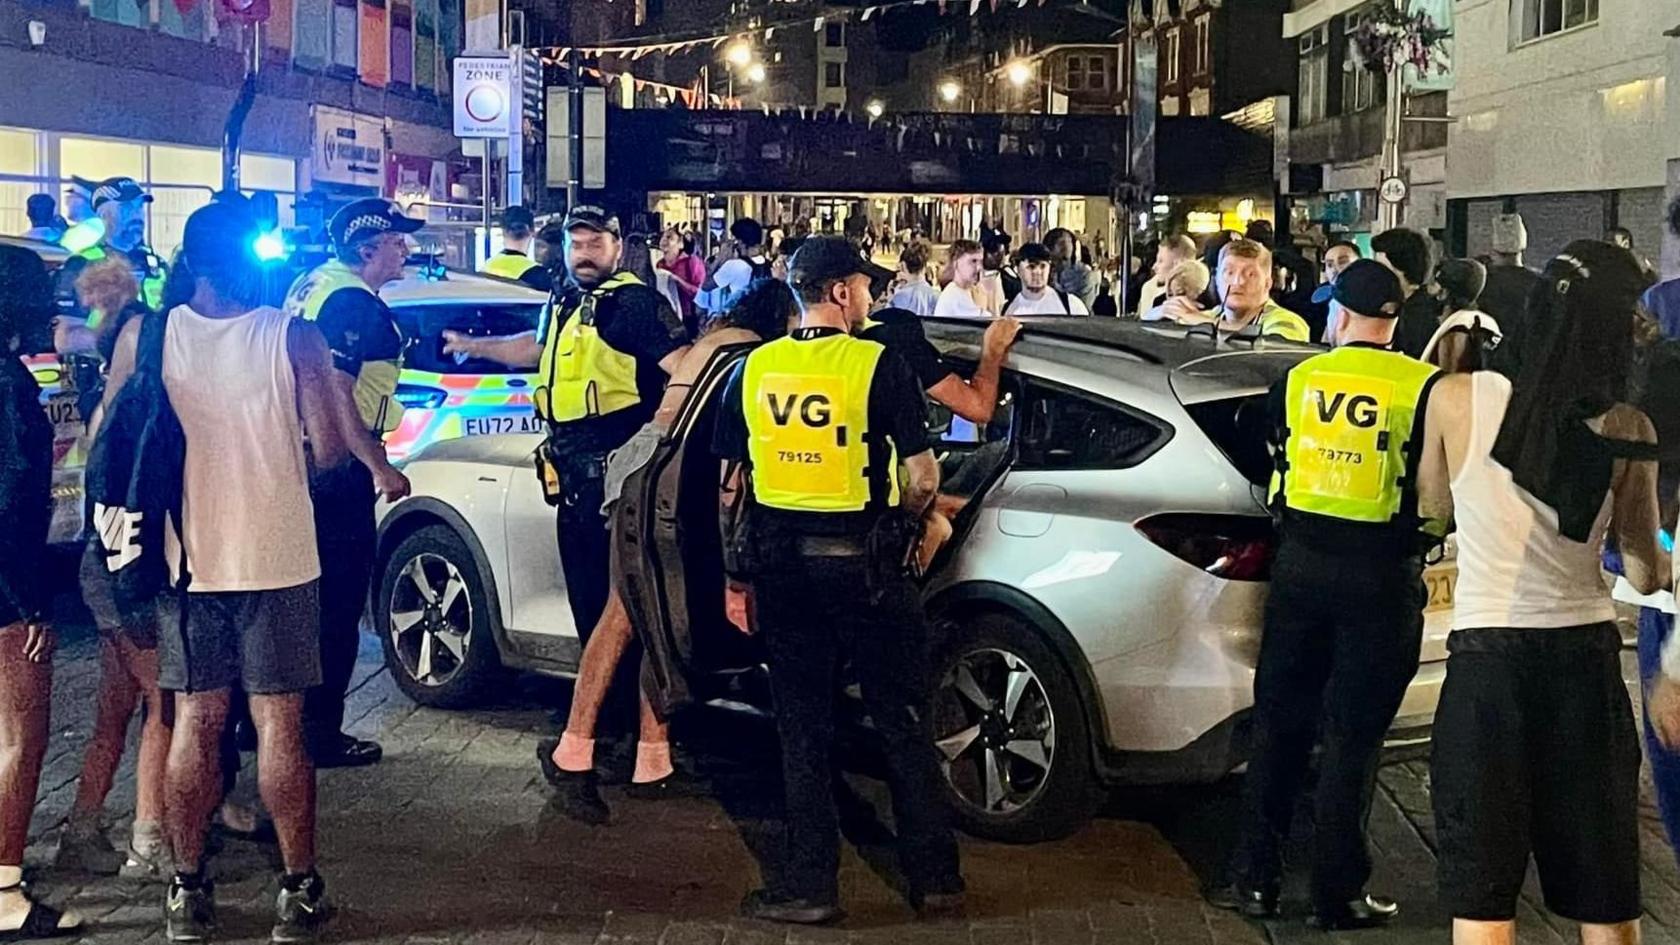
[747,255,774,281]
[84,308,188,615]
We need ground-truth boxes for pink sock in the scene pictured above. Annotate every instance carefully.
[632,740,674,784]
[554,732,594,773]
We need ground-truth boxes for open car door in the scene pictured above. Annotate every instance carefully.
[616,343,762,719]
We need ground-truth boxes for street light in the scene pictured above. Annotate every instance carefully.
[725,40,752,66]
[1006,61,1032,87]
[865,100,884,118]
[938,79,961,103]
[747,62,766,83]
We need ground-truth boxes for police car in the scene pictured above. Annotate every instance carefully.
[372,317,1459,844]
[37,265,546,544]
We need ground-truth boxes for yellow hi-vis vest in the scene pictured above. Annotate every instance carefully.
[535,271,646,424]
[78,244,167,318]
[741,332,899,513]
[283,260,405,435]
[1270,345,1438,524]
[483,251,538,280]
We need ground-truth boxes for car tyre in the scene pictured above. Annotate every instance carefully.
[377,524,501,708]
[929,611,1103,843]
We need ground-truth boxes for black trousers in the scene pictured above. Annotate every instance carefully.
[305,461,377,746]
[752,552,960,903]
[1234,540,1423,910]
[553,448,640,727]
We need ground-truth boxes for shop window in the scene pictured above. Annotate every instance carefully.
[1517,0,1597,42]
[1067,56,1087,91]
[61,138,145,184]
[414,0,438,90]
[825,22,843,47]
[1164,27,1181,85]
[825,62,843,88]
[0,128,40,238]
[89,0,147,30]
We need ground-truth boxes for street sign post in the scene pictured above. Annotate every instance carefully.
[454,55,516,139]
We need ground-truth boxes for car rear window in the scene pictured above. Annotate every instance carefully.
[395,303,543,374]
[1015,382,1168,470]
[1184,395,1272,486]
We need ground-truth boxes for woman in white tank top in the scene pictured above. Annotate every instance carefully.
[1415,241,1667,945]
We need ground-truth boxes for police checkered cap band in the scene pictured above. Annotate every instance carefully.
[347,213,393,234]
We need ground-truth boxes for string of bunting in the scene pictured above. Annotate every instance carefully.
[537,0,1059,64]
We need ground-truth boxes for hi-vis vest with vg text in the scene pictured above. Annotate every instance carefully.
[536,271,645,425]
[483,251,538,280]
[742,332,898,514]
[1270,345,1438,524]
[283,260,405,435]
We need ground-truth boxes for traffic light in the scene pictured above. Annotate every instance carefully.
[216,0,270,25]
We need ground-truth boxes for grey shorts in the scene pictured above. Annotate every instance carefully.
[158,582,323,695]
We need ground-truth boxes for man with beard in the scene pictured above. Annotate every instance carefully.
[54,177,167,354]
[442,207,690,802]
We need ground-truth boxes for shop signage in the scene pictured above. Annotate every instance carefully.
[312,106,385,189]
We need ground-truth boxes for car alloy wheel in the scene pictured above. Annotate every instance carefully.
[388,552,474,688]
[934,647,1056,816]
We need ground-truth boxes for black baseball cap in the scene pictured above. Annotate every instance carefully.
[562,205,621,237]
[181,199,263,270]
[1329,259,1404,319]
[90,177,152,210]
[788,236,893,296]
[503,206,535,229]
[1017,242,1053,264]
[329,198,424,250]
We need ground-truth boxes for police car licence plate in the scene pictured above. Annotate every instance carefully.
[464,415,543,437]
[1424,564,1457,614]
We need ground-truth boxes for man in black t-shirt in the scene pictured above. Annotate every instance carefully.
[714,237,963,923]
[862,308,1018,423]
[283,198,417,768]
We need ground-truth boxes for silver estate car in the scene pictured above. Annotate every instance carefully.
[373,318,1453,843]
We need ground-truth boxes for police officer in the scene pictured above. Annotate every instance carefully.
[282,197,417,768]
[713,237,963,924]
[54,177,167,353]
[442,206,689,790]
[1213,260,1440,929]
[483,205,551,291]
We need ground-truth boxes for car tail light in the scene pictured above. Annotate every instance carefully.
[1135,513,1275,582]
[395,384,446,410]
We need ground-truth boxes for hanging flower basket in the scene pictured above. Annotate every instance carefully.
[1353,5,1452,78]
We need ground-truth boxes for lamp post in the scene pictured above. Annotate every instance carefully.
[1377,0,1407,232]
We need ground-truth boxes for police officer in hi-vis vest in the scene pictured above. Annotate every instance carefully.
[1212,259,1442,930]
[282,197,416,768]
[482,205,552,292]
[443,206,689,751]
[713,237,963,925]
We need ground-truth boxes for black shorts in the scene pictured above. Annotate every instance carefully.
[158,582,323,695]
[1431,624,1640,924]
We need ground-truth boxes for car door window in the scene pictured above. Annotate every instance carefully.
[394,303,543,374]
[1016,383,1167,470]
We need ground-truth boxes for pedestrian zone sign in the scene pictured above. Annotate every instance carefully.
[454,55,515,139]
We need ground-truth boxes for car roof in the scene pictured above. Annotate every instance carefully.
[380,267,548,306]
[0,235,72,266]
[921,315,1317,404]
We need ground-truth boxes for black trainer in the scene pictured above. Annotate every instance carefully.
[1205,881,1280,920]
[1310,893,1399,930]
[165,877,216,943]
[310,733,383,769]
[537,738,609,825]
[740,888,844,925]
[271,872,331,943]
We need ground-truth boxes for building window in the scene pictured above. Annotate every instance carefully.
[1342,11,1383,113]
[1067,55,1086,91]
[1164,27,1181,85]
[1193,13,1211,76]
[1297,24,1329,124]
[1517,0,1598,42]
[825,61,843,88]
[1086,55,1108,91]
[824,21,843,47]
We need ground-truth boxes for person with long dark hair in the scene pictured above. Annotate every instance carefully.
[1417,240,1669,945]
[0,245,83,938]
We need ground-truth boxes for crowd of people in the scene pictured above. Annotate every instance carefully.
[7,182,1680,945]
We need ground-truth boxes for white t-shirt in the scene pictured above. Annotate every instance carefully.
[1421,309,1502,365]
[933,282,986,318]
[713,258,755,293]
[1005,288,1089,316]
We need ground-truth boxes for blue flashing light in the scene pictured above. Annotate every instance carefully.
[253,231,288,262]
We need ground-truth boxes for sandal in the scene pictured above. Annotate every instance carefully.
[0,884,82,941]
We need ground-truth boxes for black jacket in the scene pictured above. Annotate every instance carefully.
[0,356,52,626]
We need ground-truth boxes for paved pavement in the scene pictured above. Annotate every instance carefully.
[18,603,1680,945]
